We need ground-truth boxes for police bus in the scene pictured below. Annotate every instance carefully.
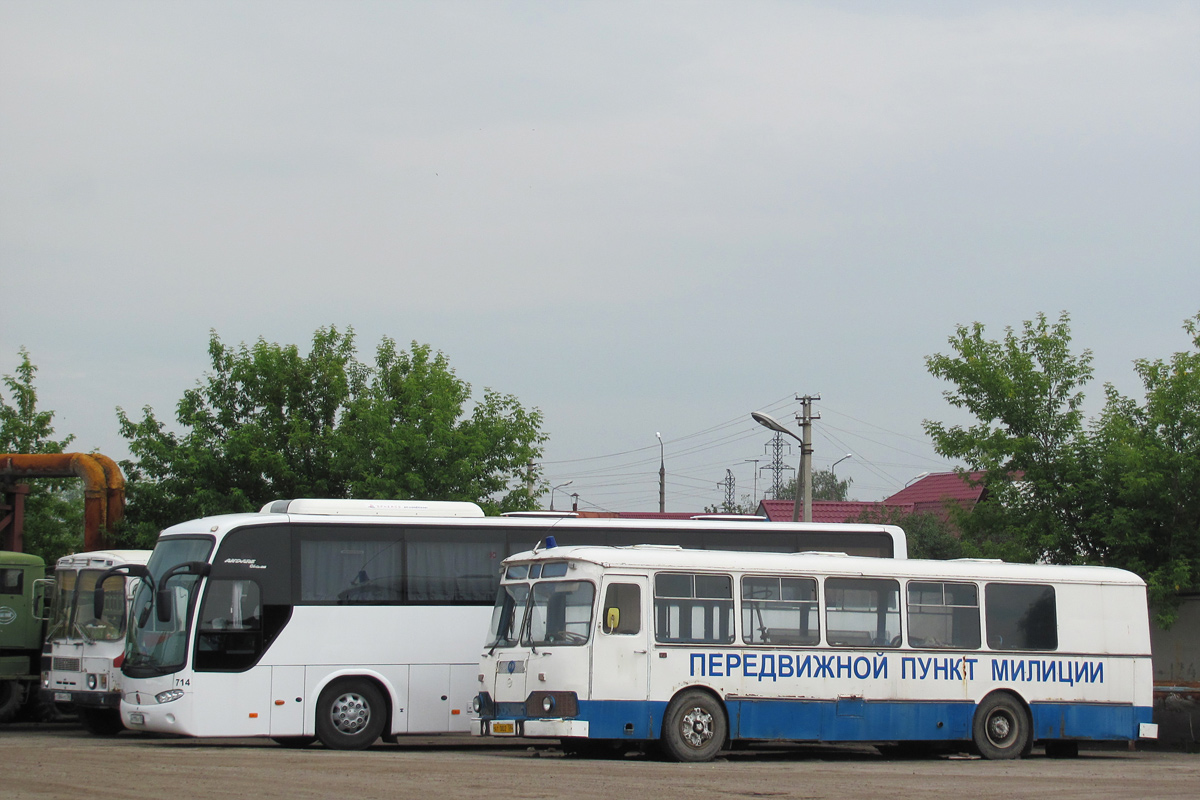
[95,499,906,749]
[42,550,151,734]
[473,544,1157,760]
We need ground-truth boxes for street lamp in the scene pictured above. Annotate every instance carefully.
[550,481,573,511]
[656,432,665,513]
[751,411,808,523]
[832,454,852,475]
[905,471,930,487]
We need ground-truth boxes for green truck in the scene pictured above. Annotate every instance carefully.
[0,551,49,722]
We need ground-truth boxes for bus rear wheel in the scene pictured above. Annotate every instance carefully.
[972,693,1029,760]
[662,690,726,763]
[315,679,386,750]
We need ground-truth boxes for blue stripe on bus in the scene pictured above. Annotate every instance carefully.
[508,698,1151,743]
[1028,701,1153,741]
[731,698,976,741]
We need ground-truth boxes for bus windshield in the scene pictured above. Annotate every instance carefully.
[487,583,529,648]
[124,537,214,676]
[522,581,594,647]
[46,569,128,642]
[45,569,77,640]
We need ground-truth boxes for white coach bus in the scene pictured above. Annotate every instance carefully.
[41,550,151,734]
[474,544,1157,760]
[94,499,906,749]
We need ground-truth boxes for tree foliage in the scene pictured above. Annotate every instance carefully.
[1086,315,1200,621]
[1,348,83,562]
[924,311,1200,625]
[924,312,1095,563]
[853,506,964,561]
[119,327,546,535]
[778,470,853,502]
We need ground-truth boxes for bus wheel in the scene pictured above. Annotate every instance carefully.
[271,736,317,748]
[79,708,125,736]
[972,693,1029,760]
[315,680,386,750]
[662,690,726,763]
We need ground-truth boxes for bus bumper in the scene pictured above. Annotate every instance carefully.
[474,718,590,738]
[41,688,121,709]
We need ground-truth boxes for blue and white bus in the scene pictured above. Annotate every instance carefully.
[98,499,906,749]
[474,544,1157,760]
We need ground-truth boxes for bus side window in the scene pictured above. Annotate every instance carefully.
[654,573,734,644]
[984,583,1057,651]
[602,583,640,635]
[824,577,901,648]
[907,581,980,649]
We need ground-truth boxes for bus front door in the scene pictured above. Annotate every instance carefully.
[590,575,650,735]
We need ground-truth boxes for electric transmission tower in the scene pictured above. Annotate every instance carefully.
[718,469,736,512]
[762,432,794,499]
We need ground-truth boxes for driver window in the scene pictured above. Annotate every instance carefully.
[602,583,641,635]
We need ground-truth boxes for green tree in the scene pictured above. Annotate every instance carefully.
[1086,314,1200,624]
[924,310,1200,626]
[777,470,853,502]
[118,327,546,535]
[853,506,964,560]
[1,348,83,562]
[923,312,1096,563]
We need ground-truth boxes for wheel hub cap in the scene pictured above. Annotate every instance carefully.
[331,693,370,735]
[681,707,713,747]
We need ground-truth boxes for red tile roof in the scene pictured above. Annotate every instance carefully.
[883,471,985,517]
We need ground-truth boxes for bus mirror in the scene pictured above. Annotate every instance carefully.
[606,608,620,631]
[156,588,174,624]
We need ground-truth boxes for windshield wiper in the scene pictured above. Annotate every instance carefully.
[72,621,96,645]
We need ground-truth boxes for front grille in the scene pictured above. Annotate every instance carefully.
[53,657,82,672]
[525,691,579,717]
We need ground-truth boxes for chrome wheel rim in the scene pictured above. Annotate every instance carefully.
[330,692,371,735]
[680,706,714,748]
[986,710,1015,747]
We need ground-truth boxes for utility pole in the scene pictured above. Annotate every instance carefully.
[743,459,760,507]
[656,432,665,513]
[795,394,820,523]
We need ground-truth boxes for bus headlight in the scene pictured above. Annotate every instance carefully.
[472,696,481,713]
[155,689,185,704]
[542,695,555,713]
[87,674,98,690]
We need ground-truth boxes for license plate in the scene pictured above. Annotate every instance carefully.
[490,721,516,736]
[128,712,145,725]
[54,692,71,702]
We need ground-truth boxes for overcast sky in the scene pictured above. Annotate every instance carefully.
[2,1,1198,513]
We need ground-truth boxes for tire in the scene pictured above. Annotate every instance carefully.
[0,680,27,724]
[972,693,1030,760]
[271,736,317,749]
[314,679,386,751]
[661,690,727,763]
[79,707,126,736]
